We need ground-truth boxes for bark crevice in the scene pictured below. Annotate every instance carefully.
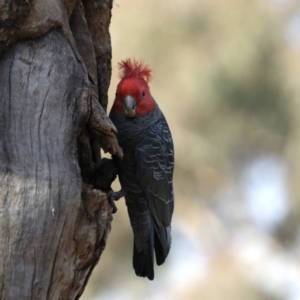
[0,1,120,298]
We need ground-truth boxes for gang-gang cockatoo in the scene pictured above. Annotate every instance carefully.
[109,59,174,280]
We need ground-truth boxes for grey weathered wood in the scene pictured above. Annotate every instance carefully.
[0,1,121,299]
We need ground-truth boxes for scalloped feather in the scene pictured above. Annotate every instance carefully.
[118,59,152,82]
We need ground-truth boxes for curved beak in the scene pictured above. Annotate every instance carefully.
[124,95,136,118]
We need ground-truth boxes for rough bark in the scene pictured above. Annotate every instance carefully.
[0,1,121,299]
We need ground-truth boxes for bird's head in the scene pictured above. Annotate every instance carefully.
[112,59,156,118]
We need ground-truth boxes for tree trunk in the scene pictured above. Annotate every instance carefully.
[0,1,122,299]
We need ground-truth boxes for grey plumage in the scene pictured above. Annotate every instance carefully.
[110,103,174,280]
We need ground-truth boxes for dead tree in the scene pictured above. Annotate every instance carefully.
[0,1,122,299]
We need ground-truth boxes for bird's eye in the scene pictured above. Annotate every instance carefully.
[142,91,146,97]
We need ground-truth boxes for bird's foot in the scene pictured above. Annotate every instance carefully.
[107,189,126,214]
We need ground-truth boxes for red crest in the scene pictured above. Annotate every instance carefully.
[118,59,152,82]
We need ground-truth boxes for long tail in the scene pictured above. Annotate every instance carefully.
[127,199,155,280]
[133,223,155,280]
[154,223,171,266]
[127,199,171,280]
[132,222,171,279]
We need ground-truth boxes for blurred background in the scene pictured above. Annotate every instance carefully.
[82,0,300,299]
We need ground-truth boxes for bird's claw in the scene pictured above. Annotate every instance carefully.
[107,189,126,214]
[107,191,118,214]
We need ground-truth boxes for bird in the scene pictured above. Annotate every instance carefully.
[109,58,174,280]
